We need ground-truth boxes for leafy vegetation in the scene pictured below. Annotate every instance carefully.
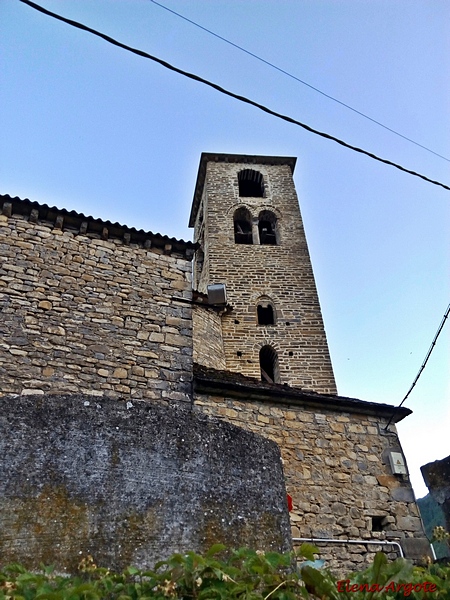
[1,542,449,600]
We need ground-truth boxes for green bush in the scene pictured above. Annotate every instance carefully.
[0,545,307,600]
[1,544,449,600]
[302,551,450,599]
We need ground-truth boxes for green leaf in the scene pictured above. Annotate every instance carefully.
[301,565,341,600]
[297,543,319,562]
[371,551,388,583]
[205,544,227,558]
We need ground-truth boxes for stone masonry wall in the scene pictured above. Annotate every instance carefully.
[192,159,337,394]
[195,393,424,572]
[193,305,226,371]
[0,211,192,401]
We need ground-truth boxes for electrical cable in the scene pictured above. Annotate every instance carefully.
[384,302,450,430]
[149,0,450,164]
[18,0,450,192]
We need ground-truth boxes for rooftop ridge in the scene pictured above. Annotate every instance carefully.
[0,194,196,259]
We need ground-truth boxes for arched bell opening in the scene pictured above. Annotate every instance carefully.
[258,210,278,245]
[233,207,253,244]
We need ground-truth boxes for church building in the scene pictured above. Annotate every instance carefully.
[0,153,429,571]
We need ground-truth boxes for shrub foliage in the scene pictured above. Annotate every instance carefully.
[1,543,449,600]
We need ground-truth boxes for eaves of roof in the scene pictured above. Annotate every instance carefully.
[0,194,196,260]
[193,363,411,423]
[189,152,297,227]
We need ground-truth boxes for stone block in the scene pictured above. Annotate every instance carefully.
[376,474,400,489]
[113,368,128,379]
[38,300,53,310]
[400,538,433,561]
[391,487,415,503]
[396,516,423,532]
[131,366,145,376]
[9,348,28,356]
[331,502,347,516]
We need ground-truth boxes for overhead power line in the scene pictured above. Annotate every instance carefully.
[149,0,450,164]
[19,0,450,192]
[385,302,450,430]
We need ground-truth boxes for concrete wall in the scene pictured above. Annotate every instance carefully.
[0,205,192,402]
[0,394,291,572]
[195,391,424,572]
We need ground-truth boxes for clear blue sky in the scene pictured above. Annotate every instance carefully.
[1,0,449,498]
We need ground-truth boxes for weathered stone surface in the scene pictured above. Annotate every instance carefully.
[38,300,52,310]
[391,487,415,503]
[0,213,193,401]
[400,538,433,561]
[421,455,450,531]
[396,516,423,532]
[193,305,226,371]
[0,394,291,572]
[195,392,425,572]
[376,474,400,489]
[190,157,336,393]
[112,367,128,379]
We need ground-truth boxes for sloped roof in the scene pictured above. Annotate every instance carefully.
[0,194,196,259]
[193,363,411,423]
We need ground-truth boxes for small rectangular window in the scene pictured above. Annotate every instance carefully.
[371,516,385,532]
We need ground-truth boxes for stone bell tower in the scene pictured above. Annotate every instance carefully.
[189,153,337,394]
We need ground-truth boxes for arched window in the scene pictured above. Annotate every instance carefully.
[238,169,264,197]
[259,345,280,383]
[258,210,277,245]
[233,207,253,244]
[257,302,275,325]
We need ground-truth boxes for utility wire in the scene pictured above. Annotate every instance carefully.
[19,0,450,192]
[385,302,450,430]
[149,0,450,164]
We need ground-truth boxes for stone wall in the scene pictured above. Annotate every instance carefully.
[193,305,226,370]
[0,394,291,572]
[194,386,424,572]
[190,155,337,394]
[0,201,193,402]
[421,455,450,532]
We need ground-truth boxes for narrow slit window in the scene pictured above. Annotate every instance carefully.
[259,345,280,383]
[233,207,253,244]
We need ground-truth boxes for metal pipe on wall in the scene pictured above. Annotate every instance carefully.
[292,537,404,558]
